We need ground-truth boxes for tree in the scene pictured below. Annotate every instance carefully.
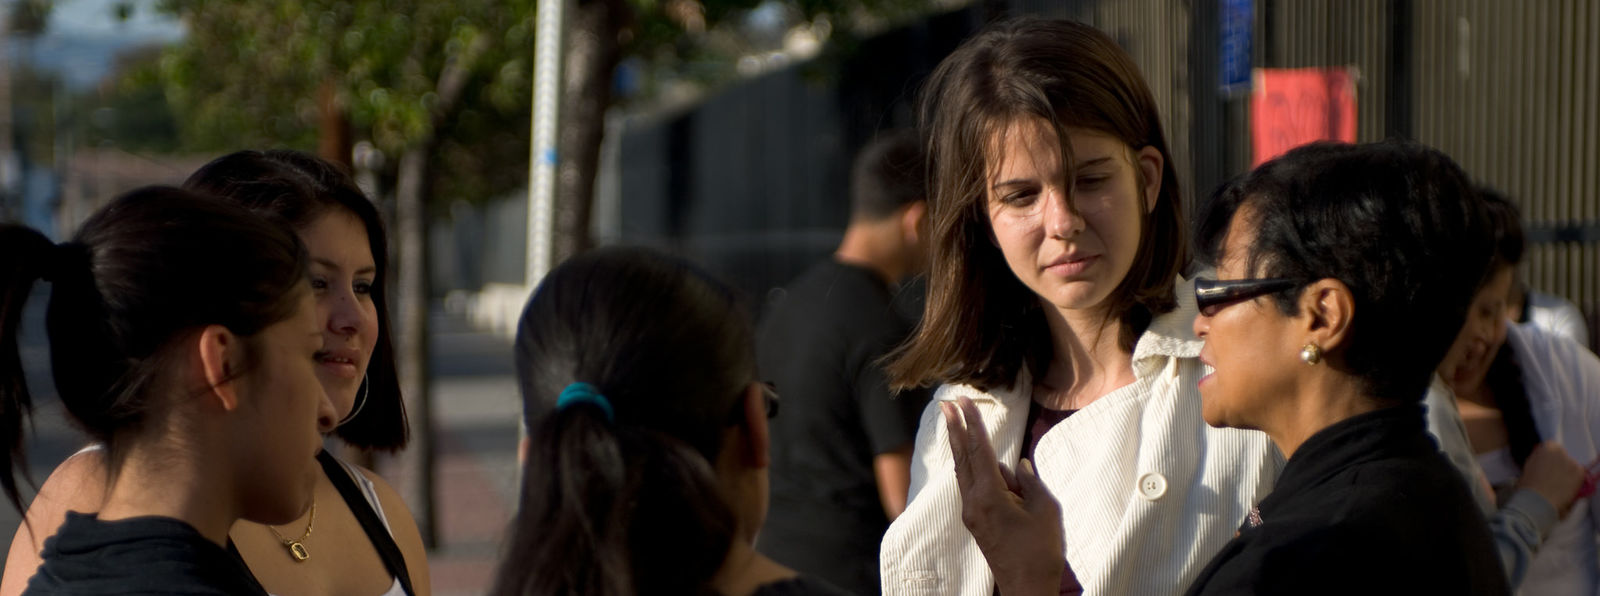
[137,0,945,548]
[552,0,939,262]
[152,0,538,546]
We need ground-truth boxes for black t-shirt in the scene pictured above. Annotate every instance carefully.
[28,512,269,595]
[1184,405,1510,596]
[756,260,930,595]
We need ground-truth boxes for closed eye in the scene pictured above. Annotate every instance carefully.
[1075,176,1109,191]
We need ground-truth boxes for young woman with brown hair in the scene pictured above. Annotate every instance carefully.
[879,17,1277,596]
[2,151,428,596]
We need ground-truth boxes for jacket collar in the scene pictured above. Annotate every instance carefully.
[1260,403,1432,512]
[1132,275,1204,375]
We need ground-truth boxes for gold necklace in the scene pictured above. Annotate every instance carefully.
[267,499,315,562]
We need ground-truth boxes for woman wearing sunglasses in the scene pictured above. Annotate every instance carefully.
[1181,141,1508,594]
[490,247,849,596]
[880,16,1277,595]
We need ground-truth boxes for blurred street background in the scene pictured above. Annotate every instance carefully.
[5,0,1600,593]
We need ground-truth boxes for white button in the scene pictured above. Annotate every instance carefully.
[1138,473,1168,500]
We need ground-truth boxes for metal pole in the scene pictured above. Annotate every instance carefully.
[0,12,13,223]
[528,0,567,291]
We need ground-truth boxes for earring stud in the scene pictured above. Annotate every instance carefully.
[1299,343,1322,365]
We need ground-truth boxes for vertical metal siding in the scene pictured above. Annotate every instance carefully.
[1412,0,1600,347]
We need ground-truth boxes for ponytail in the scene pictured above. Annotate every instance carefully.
[495,248,758,596]
[0,225,56,513]
[0,187,309,516]
[492,405,736,596]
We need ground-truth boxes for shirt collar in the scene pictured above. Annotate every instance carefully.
[1132,274,1205,368]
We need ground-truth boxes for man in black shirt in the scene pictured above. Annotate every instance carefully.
[757,130,933,595]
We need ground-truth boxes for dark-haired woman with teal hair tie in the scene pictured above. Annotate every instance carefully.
[490,246,842,596]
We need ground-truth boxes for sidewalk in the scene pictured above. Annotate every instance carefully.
[385,307,522,596]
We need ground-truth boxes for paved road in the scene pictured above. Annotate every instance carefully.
[0,288,522,596]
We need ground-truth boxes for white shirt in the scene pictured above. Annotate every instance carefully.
[1424,323,1600,595]
[1501,324,1600,596]
[1523,290,1589,348]
[879,278,1281,595]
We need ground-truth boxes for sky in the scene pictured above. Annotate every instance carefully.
[4,0,186,89]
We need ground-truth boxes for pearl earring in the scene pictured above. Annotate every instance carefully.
[1299,343,1322,365]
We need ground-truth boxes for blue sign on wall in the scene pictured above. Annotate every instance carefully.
[1220,0,1253,95]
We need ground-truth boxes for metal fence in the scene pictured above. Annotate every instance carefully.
[609,0,1600,343]
[1411,0,1600,347]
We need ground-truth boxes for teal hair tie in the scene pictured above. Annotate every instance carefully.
[558,382,614,422]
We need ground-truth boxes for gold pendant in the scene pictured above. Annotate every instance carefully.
[287,541,310,561]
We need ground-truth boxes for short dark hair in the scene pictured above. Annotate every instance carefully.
[851,129,927,220]
[0,187,309,512]
[1477,186,1525,271]
[184,150,406,450]
[496,247,757,596]
[887,17,1185,391]
[1194,141,1491,403]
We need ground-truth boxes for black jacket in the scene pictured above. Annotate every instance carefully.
[1186,404,1510,595]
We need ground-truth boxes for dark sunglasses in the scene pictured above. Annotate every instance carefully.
[760,381,781,419]
[1194,277,1302,317]
[729,381,782,424]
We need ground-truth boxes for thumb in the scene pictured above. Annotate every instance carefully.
[1017,458,1062,515]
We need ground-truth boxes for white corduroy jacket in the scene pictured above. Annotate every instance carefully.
[879,280,1282,595]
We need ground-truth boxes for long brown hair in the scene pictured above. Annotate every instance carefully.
[887,17,1186,391]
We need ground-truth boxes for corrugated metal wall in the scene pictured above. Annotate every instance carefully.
[1006,0,1198,204]
[611,0,1600,341]
[1259,0,1396,143]
[1412,0,1600,347]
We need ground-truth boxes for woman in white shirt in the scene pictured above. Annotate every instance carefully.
[878,16,1278,595]
[1434,188,1599,594]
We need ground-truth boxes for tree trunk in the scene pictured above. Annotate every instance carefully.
[392,145,436,547]
[383,28,486,551]
[317,77,353,170]
[552,0,628,263]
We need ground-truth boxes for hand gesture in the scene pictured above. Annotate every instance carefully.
[1517,440,1585,518]
[942,397,1064,596]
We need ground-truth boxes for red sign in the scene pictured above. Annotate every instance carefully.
[1251,67,1358,166]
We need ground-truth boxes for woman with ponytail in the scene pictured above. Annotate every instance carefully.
[2,150,428,596]
[490,247,850,596]
[0,186,335,594]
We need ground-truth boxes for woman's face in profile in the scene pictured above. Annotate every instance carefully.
[233,286,336,524]
[1193,208,1302,430]
[1437,266,1515,395]
[300,208,380,427]
[983,119,1161,316]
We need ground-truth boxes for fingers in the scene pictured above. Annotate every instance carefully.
[941,401,971,490]
[941,397,1008,494]
[1018,458,1063,518]
[1519,441,1586,516]
[998,462,1020,495]
[957,396,1001,466]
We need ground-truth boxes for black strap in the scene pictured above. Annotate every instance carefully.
[318,449,419,596]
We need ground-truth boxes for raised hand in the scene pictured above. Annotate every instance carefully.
[942,396,1064,596]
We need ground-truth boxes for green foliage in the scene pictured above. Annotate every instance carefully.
[154,0,534,155]
[81,48,182,153]
[128,0,937,206]
[142,0,536,205]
